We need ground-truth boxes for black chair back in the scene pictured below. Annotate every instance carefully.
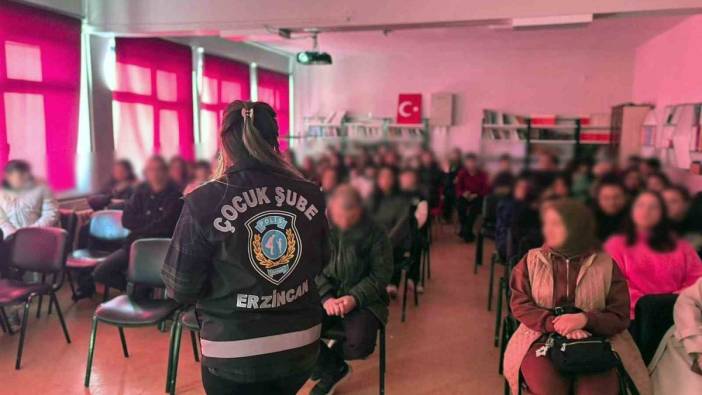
[59,209,78,252]
[481,194,500,234]
[631,293,678,365]
[89,210,130,241]
[127,238,171,288]
[10,227,68,273]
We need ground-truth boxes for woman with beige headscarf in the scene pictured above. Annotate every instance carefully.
[503,199,651,395]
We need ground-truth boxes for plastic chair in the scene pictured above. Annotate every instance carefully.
[165,308,201,395]
[0,227,70,369]
[321,324,387,395]
[36,209,78,318]
[66,210,129,300]
[84,238,180,388]
[474,194,500,274]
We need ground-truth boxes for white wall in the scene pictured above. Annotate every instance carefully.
[294,41,635,153]
[632,15,702,191]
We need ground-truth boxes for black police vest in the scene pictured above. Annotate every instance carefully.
[185,163,328,380]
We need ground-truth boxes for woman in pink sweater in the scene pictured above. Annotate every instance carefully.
[604,191,702,319]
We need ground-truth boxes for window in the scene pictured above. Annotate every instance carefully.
[112,38,193,173]
[0,2,81,191]
[257,68,290,152]
[199,54,250,160]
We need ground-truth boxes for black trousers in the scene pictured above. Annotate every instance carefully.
[316,308,380,375]
[201,365,309,395]
[457,196,482,239]
[76,247,130,294]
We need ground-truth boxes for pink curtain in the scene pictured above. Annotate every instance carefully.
[200,54,250,160]
[257,68,290,152]
[0,2,81,191]
[113,38,193,172]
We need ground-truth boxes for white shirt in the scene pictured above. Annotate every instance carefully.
[0,181,58,237]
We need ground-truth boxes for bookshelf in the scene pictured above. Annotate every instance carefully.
[481,109,611,169]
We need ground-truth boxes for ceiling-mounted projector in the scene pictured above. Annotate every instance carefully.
[295,32,332,65]
[296,51,332,65]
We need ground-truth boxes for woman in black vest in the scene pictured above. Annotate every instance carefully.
[162,100,330,395]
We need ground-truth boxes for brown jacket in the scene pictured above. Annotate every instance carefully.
[504,248,652,395]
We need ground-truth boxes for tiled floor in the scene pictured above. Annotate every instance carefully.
[0,225,504,394]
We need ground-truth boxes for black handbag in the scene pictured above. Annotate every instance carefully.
[541,333,619,374]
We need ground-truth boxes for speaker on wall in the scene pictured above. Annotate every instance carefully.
[430,92,454,127]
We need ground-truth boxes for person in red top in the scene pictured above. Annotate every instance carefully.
[455,153,489,242]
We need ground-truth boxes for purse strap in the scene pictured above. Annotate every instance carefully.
[614,352,640,395]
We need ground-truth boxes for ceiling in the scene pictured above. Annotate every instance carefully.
[253,14,689,56]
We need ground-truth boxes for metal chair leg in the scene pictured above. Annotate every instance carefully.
[118,327,129,357]
[15,297,32,369]
[494,277,504,347]
[65,270,77,300]
[474,233,484,274]
[169,320,184,395]
[84,317,99,387]
[401,269,408,323]
[487,257,496,311]
[51,292,71,343]
[427,244,431,280]
[190,330,200,362]
[413,272,419,307]
[379,326,386,395]
[166,311,182,393]
[36,274,46,319]
[0,307,14,335]
[0,310,6,334]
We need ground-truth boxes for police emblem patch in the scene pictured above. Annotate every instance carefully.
[245,210,302,285]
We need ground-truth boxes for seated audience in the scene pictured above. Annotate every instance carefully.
[0,160,58,239]
[592,160,616,181]
[418,149,444,208]
[183,160,211,195]
[349,166,375,202]
[491,154,516,197]
[312,185,393,394]
[398,168,427,293]
[650,276,702,395]
[76,156,183,298]
[591,176,629,241]
[604,191,702,319]
[442,148,462,221]
[530,151,560,191]
[455,153,489,242]
[646,172,670,193]
[320,167,340,197]
[640,157,662,178]
[542,172,571,200]
[566,159,593,202]
[168,155,190,192]
[663,185,694,234]
[88,159,137,210]
[369,166,410,298]
[622,168,643,196]
[505,199,651,395]
[495,175,536,259]
[0,159,58,330]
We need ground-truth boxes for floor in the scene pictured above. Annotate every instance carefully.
[0,225,505,394]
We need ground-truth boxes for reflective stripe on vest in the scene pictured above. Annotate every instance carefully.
[200,324,322,359]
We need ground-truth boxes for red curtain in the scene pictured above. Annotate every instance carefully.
[257,68,290,152]
[200,54,250,160]
[113,38,193,172]
[0,2,81,191]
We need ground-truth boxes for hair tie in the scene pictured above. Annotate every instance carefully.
[241,108,254,120]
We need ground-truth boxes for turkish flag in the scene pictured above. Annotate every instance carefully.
[397,93,422,124]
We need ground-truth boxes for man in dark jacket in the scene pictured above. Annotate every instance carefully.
[86,156,183,295]
[312,185,393,395]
